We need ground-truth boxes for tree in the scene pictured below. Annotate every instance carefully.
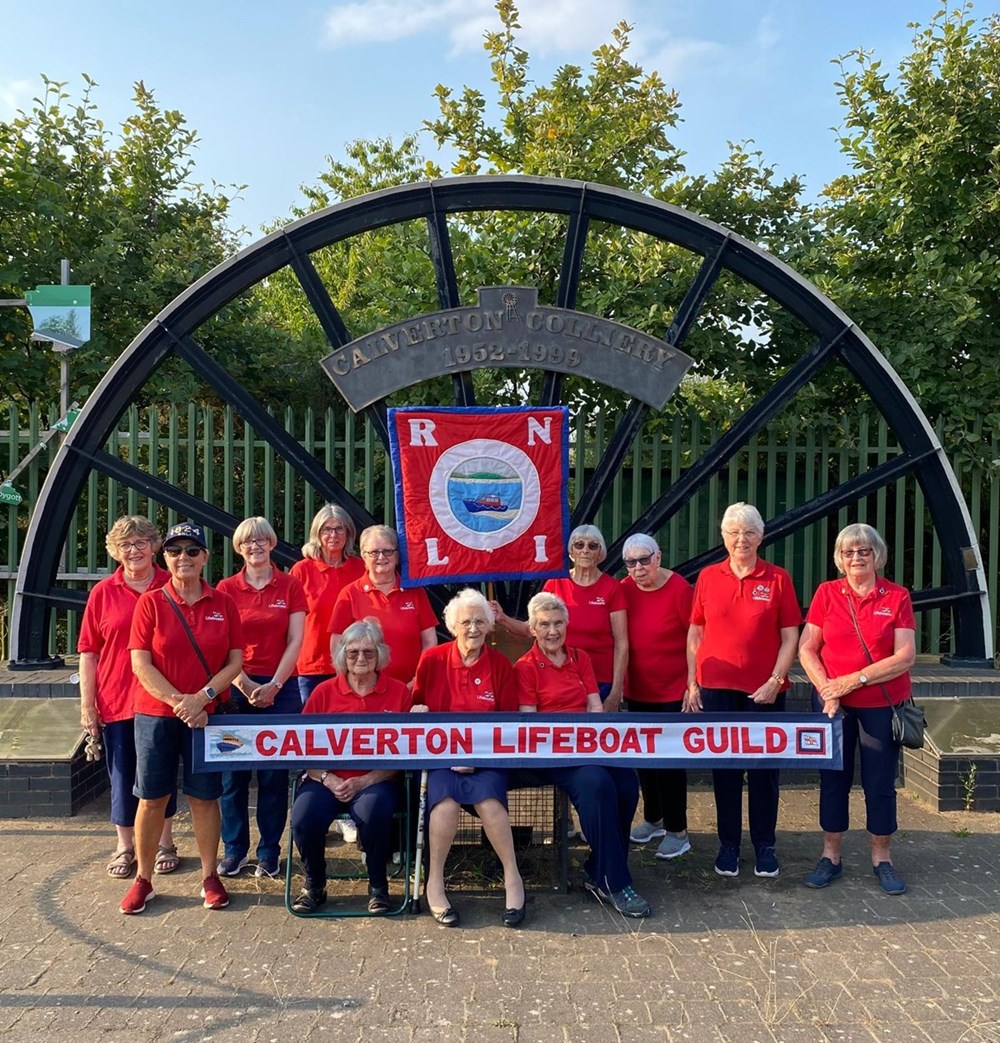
[801,3,1000,460]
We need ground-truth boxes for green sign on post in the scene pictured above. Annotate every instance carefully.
[24,285,91,349]
[0,482,23,506]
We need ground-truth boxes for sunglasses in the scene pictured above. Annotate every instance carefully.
[164,546,204,558]
[345,649,376,661]
[842,548,873,558]
[624,554,654,569]
[572,541,601,551]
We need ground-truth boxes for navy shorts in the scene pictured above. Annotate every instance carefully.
[133,713,222,802]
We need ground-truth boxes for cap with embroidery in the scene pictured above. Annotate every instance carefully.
[162,521,208,550]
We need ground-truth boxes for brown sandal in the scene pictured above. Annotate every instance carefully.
[154,844,180,874]
[106,849,136,878]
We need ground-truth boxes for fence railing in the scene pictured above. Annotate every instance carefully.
[2,401,997,663]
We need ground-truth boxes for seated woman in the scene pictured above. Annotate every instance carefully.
[412,589,525,928]
[515,592,650,918]
[290,620,410,914]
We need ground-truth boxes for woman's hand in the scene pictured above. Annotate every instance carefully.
[682,682,702,713]
[818,675,857,700]
[451,766,475,774]
[750,676,782,705]
[80,705,102,735]
[174,691,208,725]
[410,703,429,714]
[820,694,841,719]
[249,680,278,708]
[331,775,363,802]
[603,689,623,714]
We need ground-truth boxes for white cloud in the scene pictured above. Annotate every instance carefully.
[322,0,636,56]
[0,79,33,121]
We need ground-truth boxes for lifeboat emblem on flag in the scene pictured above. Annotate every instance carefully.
[388,406,570,585]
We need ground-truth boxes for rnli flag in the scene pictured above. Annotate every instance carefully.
[388,406,570,586]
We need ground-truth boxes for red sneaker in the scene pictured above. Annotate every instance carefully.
[120,875,155,915]
[200,872,230,910]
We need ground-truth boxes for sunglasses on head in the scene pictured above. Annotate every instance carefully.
[164,546,203,558]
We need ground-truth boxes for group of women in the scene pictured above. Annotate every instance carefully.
[80,500,916,920]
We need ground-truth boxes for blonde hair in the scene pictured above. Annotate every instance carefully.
[232,516,276,555]
[105,516,161,563]
[301,504,357,561]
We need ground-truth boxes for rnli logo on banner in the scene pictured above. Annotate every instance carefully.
[388,406,570,585]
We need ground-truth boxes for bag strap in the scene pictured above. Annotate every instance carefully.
[843,587,895,711]
[161,587,213,683]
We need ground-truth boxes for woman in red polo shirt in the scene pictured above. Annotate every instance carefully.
[329,524,438,690]
[516,592,650,919]
[290,619,412,915]
[619,532,693,860]
[216,517,307,879]
[412,589,525,928]
[78,515,179,878]
[798,523,916,896]
[289,505,365,705]
[685,503,801,880]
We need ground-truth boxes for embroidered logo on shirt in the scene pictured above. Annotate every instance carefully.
[400,600,416,611]
[751,583,772,602]
[269,599,287,609]
[590,596,606,606]
[873,606,893,617]
[477,690,496,704]
[206,611,225,622]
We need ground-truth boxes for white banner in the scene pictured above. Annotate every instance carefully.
[193,713,842,772]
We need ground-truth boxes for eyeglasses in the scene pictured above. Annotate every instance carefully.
[723,530,761,540]
[457,619,487,631]
[363,548,397,558]
[572,540,601,551]
[345,649,376,661]
[118,540,150,551]
[624,554,654,569]
[320,526,346,537]
[239,537,269,548]
[842,547,874,558]
[164,546,203,558]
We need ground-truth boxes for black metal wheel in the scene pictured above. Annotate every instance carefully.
[10,176,992,666]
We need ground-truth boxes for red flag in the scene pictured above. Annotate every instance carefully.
[388,406,570,586]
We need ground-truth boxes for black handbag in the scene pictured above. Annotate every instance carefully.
[845,588,926,750]
[161,588,237,714]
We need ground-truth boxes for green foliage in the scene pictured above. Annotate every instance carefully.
[799,3,1000,461]
[0,75,245,412]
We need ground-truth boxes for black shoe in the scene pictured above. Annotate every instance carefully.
[292,887,327,913]
[368,886,391,915]
[430,905,460,927]
[502,904,526,928]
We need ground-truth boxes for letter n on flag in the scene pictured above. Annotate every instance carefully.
[388,406,570,586]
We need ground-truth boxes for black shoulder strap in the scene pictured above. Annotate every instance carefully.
[161,586,212,682]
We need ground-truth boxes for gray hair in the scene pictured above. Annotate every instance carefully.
[527,591,568,628]
[332,619,391,674]
[232,516,276,555]
[301,504,357,560]
[568,524,607,563]
[622,532,659,559]
[721,502,765,535]
[105,515,161,562]
[359,524,398,553]
[833,523,888,573]
[443,588,495,636]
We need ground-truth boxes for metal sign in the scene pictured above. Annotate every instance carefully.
[321,286,694,412]
[24,285,91,350]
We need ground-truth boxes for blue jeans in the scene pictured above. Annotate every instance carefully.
[813,693,899,836]
[220,677,300,862]
[297,673,334,707]
[104,718,178,826]
[700,687,786,849]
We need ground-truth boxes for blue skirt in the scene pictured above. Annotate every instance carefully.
[427,767,509,810]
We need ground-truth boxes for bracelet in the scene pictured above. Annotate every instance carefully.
[770,674,784,685]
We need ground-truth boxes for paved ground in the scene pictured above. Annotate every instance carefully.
[0,784,997,1043]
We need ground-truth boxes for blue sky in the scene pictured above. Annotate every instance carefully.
[1,0,949,239]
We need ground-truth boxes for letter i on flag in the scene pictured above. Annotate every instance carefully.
[388,406,571,585]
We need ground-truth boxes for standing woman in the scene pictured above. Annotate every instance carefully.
[78,516,180,878]
[121,522,243,915]
[330,524,438,689]
[798,523,915,895]
[685,503,801,880]
[619,533,694,860]
[412,589,526,928]
[516,592,650,918]
[215,517,307,879]
[289,505,365,704]
[493,524,628,709]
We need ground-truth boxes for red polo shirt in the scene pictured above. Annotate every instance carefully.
[805,577,915,707]
[620,571,692,704]
[690,558,802,693]
[514,644,598,713]
[77,566,170,723]
[129,581,243,717]
[216,567,308,676]
[542,574,625,684]
[289,555,366,675]
[329,576,438,684]
[412,642,520,713]
[304,672,413,778]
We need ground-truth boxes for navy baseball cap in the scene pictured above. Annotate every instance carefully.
[162,521,208,549]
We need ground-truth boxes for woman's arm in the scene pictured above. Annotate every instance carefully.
[490,602,532,639]
[750,625,800,705]
[683,624,704,711]
[79,651,101,734]
[250,611,305,707]
[585,691,603,713]
[604,609,629,713]
[818,628,916,701]
[131,647,243,726]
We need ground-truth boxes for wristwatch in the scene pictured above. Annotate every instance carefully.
[858,672,869,686]
[319,771,331,784]
[203,685,217,703]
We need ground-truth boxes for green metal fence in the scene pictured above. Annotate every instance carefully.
[2,402,997,662]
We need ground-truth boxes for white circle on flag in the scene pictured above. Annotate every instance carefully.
[429,439,540,550]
